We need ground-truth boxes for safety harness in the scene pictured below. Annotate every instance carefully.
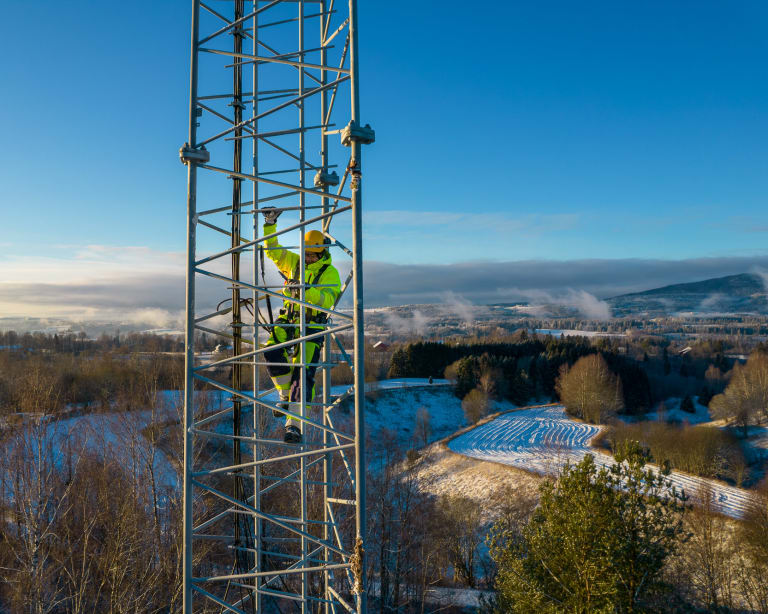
[280,260,331,324]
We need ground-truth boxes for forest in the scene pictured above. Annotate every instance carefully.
[0,330,767,612]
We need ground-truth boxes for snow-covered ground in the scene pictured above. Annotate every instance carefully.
[364,383,470,448]
[638,397,712,425]
[449,405,755,519]
[6,379,456,495]
[412,441,541,521]
[7,398,183,493]
[367,378,450,391]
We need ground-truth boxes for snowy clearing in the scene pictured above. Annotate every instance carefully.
[448,405,755,519]
[639,397,713,425]
[364,384,469,449]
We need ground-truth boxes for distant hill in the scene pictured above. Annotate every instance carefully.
[608,273,768,316]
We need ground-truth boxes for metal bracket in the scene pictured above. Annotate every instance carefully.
[341,121,375,146]
[179,143,210,165]
[314,169,340,188]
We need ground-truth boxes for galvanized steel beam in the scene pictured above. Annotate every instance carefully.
[181,1,370,611]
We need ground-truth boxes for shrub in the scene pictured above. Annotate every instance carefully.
[603,422,747,485]
[462,388,489,424]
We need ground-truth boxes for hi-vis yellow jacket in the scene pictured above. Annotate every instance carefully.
[263,222,341,320]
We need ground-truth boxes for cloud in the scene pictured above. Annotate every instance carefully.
[751,266,768,292]
[496,288,612,320]
[383,309,430,336]
[698,293,726,312]
[363,255,768,306]
[5,248,768,324]
[0,243,288,324]
[0,245,183,285]
[437,291,488,326]
[567,290,612,320]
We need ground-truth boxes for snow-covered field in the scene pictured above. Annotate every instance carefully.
[449,405,755,519]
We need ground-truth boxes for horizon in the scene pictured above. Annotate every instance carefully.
[3,268,768,337]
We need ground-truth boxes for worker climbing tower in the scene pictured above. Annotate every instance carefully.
[179,1,372,611]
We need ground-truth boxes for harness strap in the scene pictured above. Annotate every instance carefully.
[259,246,274,325]
[313,263,331,287]
[284,261,331,323]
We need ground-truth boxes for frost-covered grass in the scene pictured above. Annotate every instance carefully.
[449,405,755,519]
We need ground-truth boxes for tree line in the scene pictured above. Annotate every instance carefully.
[389,336,652,415]
[0,351,183,416]
[0,330,193,354]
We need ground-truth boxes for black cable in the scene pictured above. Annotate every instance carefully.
[259,246,275,326]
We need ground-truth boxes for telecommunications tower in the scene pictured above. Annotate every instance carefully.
[179,1,372,612]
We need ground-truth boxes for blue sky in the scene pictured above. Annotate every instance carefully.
[0,1,767,319]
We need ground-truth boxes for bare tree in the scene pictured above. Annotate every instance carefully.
[683,485,736,611]
[0,420,76,613]
[710,350,768,436]
[438,495,484,588]
[16,358,63,416]
[479,366,504,400]
[366,429,445,612]
[735,478,768,613]
[414,406,431,448]
[462,388,489,424]
[556,353,623,423]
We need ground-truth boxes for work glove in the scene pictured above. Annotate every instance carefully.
[262,206,281,225]
[284,278,301,298]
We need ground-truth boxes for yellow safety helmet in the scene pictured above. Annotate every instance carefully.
[304,229,326,253]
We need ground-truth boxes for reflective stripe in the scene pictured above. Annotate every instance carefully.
[272,373,293,390]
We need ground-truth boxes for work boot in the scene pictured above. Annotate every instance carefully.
[273,394,289,418]
[284,424,302,444]
[273,401,288,419]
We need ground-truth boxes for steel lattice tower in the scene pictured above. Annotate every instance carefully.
[179,1,372,611]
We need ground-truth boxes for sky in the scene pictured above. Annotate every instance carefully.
[0,1,767,323]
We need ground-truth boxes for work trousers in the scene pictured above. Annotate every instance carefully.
[264,315,325,423]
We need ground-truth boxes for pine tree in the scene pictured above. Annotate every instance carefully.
[488,443,687,613]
